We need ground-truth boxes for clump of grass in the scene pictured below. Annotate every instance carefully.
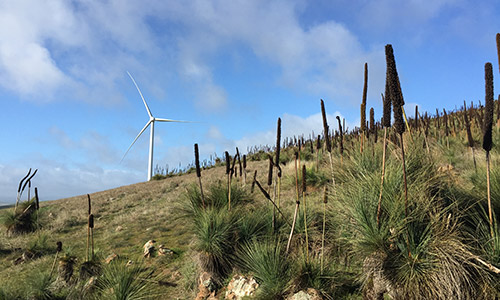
[236,207,276,245]
[237,239,290,299]
[1,199,38,235]
[194,208,238,281]
[0,287,21,300]
[24,269,66,300]
[177,181,250,218]
[333,136,496,299]
[27,232,53,257]
[94,260,158,300]
[291,253,341,297]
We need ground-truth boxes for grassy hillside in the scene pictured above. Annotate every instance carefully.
[1,48,500,298]
[1,115,500,299]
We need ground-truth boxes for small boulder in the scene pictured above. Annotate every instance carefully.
[115,226,123,232]
[105,253,118,264]
[143,240,156,258]
[288,289,322,300]
[158,244,174,256]
[196,272,217,300]
[225,275,259,299]
[13,250,35,265]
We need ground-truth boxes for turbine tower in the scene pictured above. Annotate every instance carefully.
[122,72,191,181]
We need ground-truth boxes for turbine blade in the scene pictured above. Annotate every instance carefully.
[121,120,152,162]
[127,71,153,118]
[154,118,197,123]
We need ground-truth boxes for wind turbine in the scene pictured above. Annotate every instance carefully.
[122,72,192,181]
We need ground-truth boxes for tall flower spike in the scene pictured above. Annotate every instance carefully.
[496,33,500,74]
[321,99,332,152]
[385,44,404,134]
[361,63,368,133]
[483,63,494,152]
[225,151,230,174]
[382,90,391,128]
[369,107,375,135]
[194,143,201,178]
[275,117,281,169]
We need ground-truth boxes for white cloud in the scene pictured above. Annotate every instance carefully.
[0,162,142,204]
[168,0,385,106]
[0,0,495,108]
[198,84,227,110]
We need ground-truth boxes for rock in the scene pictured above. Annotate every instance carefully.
[199,272,217,292]
[143,240,156,258]
[362,252,402,300]
[196,272,217,300]
[13,250,35,265]
[225,275,259,299]
[288,288,322,300]
[105,253,118,264]
[158,244,174,256]
[115,226,123,232]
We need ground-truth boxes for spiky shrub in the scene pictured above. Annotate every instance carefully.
[468,166,500,231]
[0,287,20,300]
[237,239,290,299]
[80,259,102,282]
[94,260,157,300]
[236,207,278,245]
[290,253,339,296]
[178,181,251,218]
[1,199,38,235]
[24,270,58,300]
[333,141,493,299]
[194,208,237,280]
[27,232,53,257]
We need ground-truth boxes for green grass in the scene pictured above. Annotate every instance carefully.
[236,239,291,299]
[1,111,500,298]
[94,260,158,300]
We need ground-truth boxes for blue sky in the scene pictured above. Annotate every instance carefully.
[1,0,499,203]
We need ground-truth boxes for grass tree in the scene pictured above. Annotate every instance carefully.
[483,62,495,240]
[275,117,282,208]
[194,143,205,208]
[361,62,368,153]
[464,100,477,172]
[386,44,411,257]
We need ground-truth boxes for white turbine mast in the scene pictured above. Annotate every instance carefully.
[122,72,192,181]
